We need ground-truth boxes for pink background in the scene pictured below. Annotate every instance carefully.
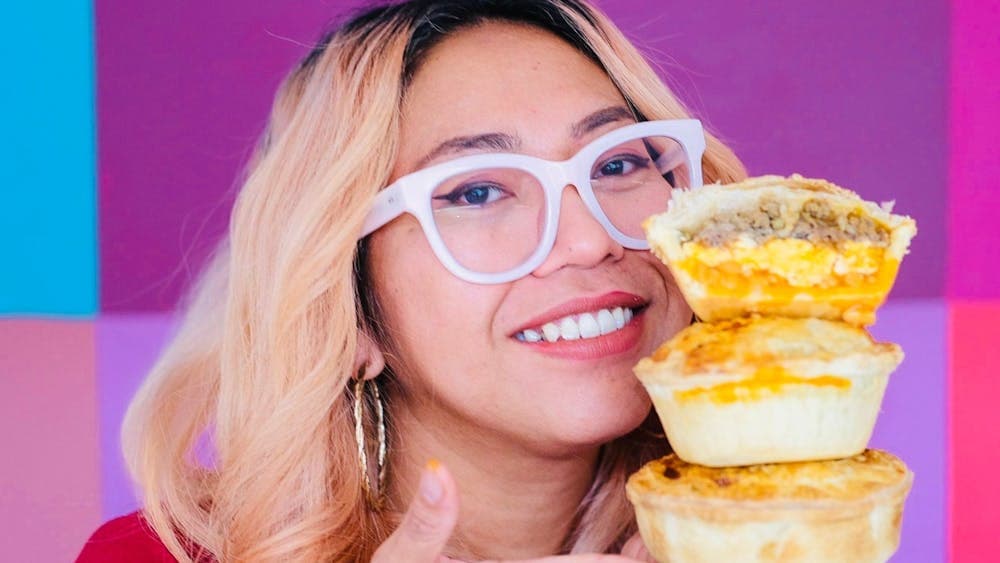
[0,322,100,561]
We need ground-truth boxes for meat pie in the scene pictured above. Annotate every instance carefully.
[633,315,902,467]
[627,450,912,563]
[643,174,917,326]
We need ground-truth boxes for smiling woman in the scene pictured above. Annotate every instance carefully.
[78,1,745,561]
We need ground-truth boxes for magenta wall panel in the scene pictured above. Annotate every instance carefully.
[97,0,948,311]
[947,0,1000,298]
[0,321,100,562]
[96,314,177,519]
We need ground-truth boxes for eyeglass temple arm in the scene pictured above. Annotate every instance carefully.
[653,145,704,189]
[655,146,686,172]
[360,185,405,238]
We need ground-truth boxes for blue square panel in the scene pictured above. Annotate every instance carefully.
[0,0,96,316]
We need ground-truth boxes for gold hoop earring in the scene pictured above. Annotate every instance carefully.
[353,376,386,509]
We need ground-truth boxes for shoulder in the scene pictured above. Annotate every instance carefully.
[76,512,176,562]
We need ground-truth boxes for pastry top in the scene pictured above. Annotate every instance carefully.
[628,449,911,503]
[638,316,902,379]
[645,174,916,258]
[644,174,917,261]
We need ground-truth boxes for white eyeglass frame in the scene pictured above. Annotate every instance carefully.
[359,119,705,284]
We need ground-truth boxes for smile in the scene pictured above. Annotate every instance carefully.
[514,306,640,343]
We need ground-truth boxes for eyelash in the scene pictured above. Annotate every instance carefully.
[593,154,651,178]
[433,183,507,206]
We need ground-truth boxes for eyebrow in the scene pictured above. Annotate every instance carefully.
[413,132,520,170]
[413,105,636,169]
[569,105,636,139]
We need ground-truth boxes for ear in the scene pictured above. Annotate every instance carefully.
[354,329,386,381]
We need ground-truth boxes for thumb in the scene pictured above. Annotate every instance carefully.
[372,460,459,562]
[620,532,655,563]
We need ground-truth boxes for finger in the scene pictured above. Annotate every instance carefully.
[620,532,655,562]
[372,460,460,563]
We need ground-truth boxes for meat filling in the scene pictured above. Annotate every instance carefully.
[691,198,890,247]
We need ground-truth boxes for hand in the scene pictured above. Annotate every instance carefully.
[371,461,649,563]
[619,533,656,563]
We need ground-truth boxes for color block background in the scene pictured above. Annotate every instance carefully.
[0,0,994,560]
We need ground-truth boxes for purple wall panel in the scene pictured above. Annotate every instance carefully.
[97,0,371,311]
[99,0,947,311]
[97,313,178,519]
[602,0,948,299]
[869,300,947,562]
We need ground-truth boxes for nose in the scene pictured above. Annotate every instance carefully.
[531,184,625,278]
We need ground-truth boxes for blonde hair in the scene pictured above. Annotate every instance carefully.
[122,1,746,560]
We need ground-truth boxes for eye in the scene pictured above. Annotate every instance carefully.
[594,154,651,178]
[433,183,508,207]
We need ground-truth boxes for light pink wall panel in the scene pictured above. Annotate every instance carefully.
[0,320,100,561]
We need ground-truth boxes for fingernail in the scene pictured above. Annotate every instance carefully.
[419,459,444,505]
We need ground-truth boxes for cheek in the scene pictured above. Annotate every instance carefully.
[367,223,506,386]
[645,258,693,348]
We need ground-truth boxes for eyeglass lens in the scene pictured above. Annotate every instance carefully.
[430,135,689,274]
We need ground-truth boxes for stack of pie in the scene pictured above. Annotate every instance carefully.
[626,175,917,563]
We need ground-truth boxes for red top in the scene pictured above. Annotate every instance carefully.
[77,512,176,562]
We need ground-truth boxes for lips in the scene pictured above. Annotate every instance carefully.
[515,305,639,343]
[510,291,649,358]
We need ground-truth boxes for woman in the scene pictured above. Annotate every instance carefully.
[79,0,745,561]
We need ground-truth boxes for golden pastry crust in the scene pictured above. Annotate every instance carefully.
[626,451,913,562]
[632,317,902,467]
[703,174,863,200]
[643,174,917,326]
[646,174,914,255]
[638,316,902,379]
[628,450,910,503]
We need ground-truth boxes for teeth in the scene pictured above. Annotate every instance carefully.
[612,307,625,329]
[597,309,616,335]
[559,317,580,340]
[516,306,638,343]
[578,313,600,338]
[542,323,560,343]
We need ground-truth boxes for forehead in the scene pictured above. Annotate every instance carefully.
[396,21,628,171]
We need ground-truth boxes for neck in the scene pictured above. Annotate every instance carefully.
[387,394,601,560]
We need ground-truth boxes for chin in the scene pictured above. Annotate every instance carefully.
[550,382,652,448]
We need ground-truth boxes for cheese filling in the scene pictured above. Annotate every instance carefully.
[675,365,852,404]
[678,239,898,294]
